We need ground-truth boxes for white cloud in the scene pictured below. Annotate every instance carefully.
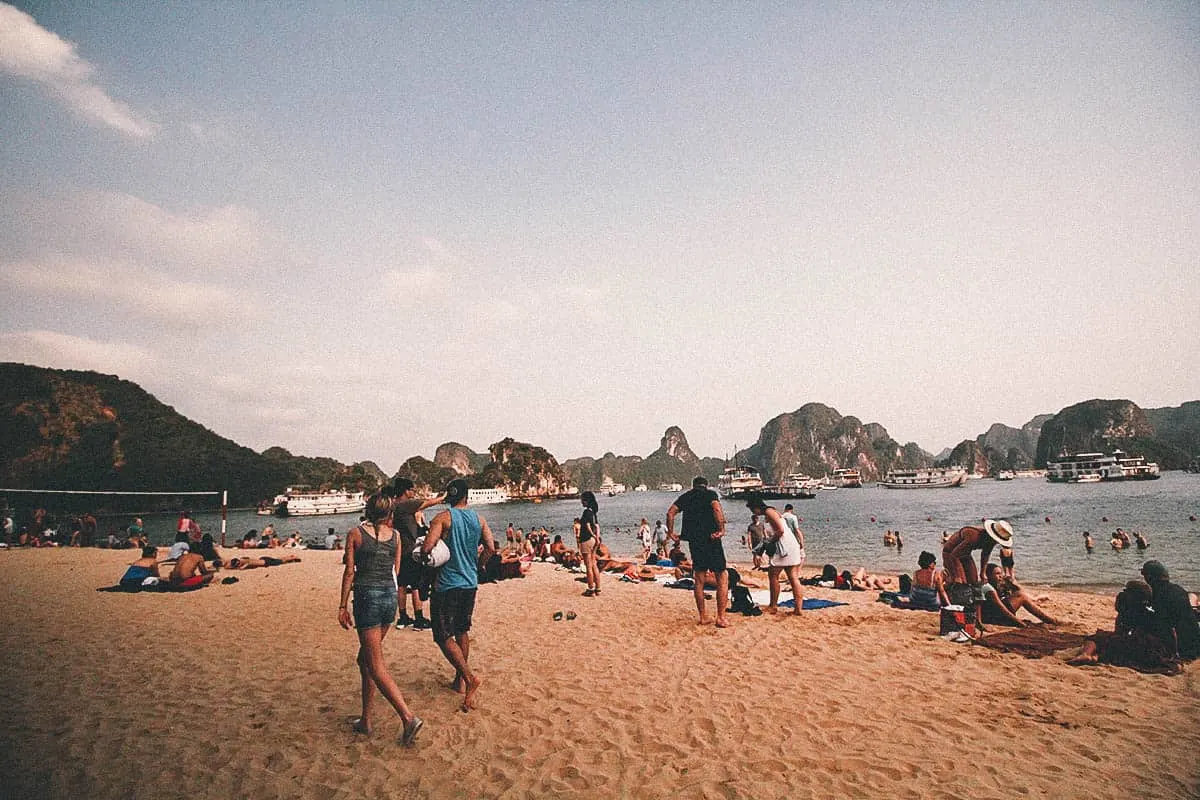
[2,258,253,322]
[0,329,155,374]
[0,2,157,138]
[11,191,267,273]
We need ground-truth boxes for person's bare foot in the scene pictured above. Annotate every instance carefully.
[349,716,371,735]
[461,675,482,712]
[715,618,731,628]
[698,616,712,625]
[765,606,778,615]
[450,677,465,694]
[791,610,802,617]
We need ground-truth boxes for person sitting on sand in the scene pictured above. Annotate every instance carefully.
[194,533,223,566]
[1069,580,1179,674]
[119,546,162,589]
[549,535,568,564]
[1140,561,1200,661]
[169,550,214,589]
[166,531,190,561]
[910,551,949,609]
[979,564,1059,628]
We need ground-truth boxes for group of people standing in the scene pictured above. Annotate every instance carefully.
[337,478,496,747]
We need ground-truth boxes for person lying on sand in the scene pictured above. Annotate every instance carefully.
[979,564,1059,628]
[169,550,214,589]
[226,554,301,570]
[836,568,892,591]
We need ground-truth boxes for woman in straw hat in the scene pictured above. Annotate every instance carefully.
[942,519,1013,606]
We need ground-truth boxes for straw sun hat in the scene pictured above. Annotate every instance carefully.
[983,519,1013,546]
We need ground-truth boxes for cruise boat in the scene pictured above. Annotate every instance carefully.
[880,466,968,489]
[658,482,684,493]
[599,478,627,497]
[1045,451,1161,483]
[830,468,863,488]
[468,487,511,504]
[716,465,765,499]
[994,470,1015,481]
[760,473,819,500]
[275,487,366,517]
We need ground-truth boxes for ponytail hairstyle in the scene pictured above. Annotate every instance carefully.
[364,492,396,525]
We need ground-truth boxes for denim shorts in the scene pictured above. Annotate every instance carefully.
[352,585,398,630]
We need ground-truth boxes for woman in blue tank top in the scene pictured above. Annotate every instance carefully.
[337,491,424,746]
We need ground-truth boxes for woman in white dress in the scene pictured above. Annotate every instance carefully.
[747,495,805,615]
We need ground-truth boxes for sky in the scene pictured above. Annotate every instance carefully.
[1,2,1198,474]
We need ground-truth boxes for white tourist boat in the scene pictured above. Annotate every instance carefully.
[467,487,511,504]
[717,465,764,499]
[599,478,627,496]
[880,466,968,489]
[275,487,366,517]
[658,482,684,492]
[830,468,863,488]
[994,470,1015,481]
[1046,450,1160,483]
[760,473,819,499]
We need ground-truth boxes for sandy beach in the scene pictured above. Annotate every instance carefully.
[0,547,1197,800]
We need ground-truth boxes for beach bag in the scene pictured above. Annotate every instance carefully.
[939,604,977,637]
[761,537,780,558]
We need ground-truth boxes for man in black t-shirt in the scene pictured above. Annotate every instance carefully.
[391,478,446,630]
[667,476,730,628]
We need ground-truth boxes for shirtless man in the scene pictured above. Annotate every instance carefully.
[942,519,1012,607]
[169,550,214,589]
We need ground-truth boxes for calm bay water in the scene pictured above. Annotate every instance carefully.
[171,472,1200,591]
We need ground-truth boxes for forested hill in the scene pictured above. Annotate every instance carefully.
[0,363,383,508]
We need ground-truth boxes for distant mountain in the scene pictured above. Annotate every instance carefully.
[1036,399,1192,469]
[940,414,1052,475]
[739,403,929,483]
[0,363,382,508]
[433,442,490,476]
[1143,402,1200,460]
[478,438,566,498]
[561,427,724,491]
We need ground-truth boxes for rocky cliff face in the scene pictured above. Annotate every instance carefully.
[941,414,1051,474]
[394,455,459,496]
[561,427,724,491]
[433,442,488,476]
[1143,402,1200,464]
[740,403,927,483]
[480,438,566,497]
[1034,400,1156,466]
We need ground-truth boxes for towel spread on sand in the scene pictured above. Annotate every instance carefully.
[748,590,847,610]
[973,627,1088,658]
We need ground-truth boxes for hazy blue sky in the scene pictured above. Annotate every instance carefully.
[2,2,1198,473]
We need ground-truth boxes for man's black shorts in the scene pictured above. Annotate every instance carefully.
[430,587,477,644]
[687,535,726,574]
[397,555,423,590]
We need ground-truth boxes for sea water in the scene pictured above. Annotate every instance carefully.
[180,472,1200,591]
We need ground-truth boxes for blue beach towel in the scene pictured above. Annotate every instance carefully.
[779,598,847,610]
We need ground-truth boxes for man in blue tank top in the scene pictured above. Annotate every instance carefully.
[421,478,496,712]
